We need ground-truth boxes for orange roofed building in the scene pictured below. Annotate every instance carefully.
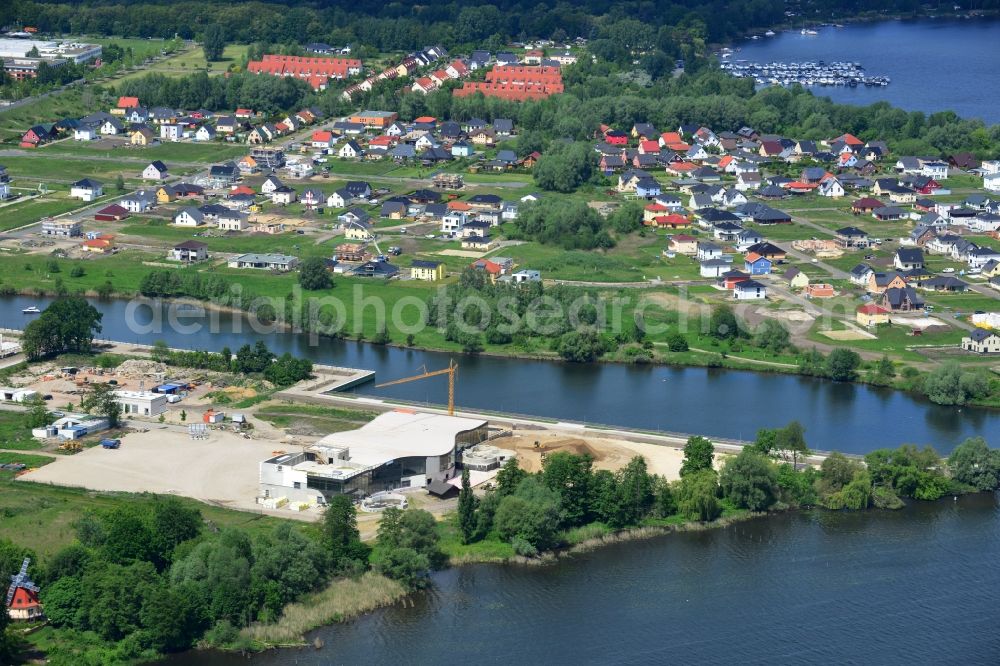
[454,65,563,101]
[247,55,363,90]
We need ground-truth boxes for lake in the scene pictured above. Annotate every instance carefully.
[160,492,1000,666]
[3,294,998,454]
[732,18,1000,124]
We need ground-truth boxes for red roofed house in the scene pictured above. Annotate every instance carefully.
[651,214,691,229]
[659,132,682,146]
[470,258,503,281]
[311,130,334,149]
[668,234,698,255]
[20,125,51,148]
[638,140,661,155]
[414,116,437,124]
[783,181,818,193]
[235,108,254,118]
[604,129,628,145]
[643,203,669,223]
[94,204,130,222]
[806,283,836,298]
[454,65,563,101]
[412,77,437,94]
[446,60,469,79]
[247,55,362,90]
[82,234,116,253]
[852,197,885,214]
[368,135,395,148]
[857,303,890,327]
[831,133,864,147]
[114,96,139,115]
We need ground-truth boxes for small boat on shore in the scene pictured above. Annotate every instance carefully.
[22,306,40,314]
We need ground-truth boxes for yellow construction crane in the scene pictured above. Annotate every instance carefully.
[375,360,458,416]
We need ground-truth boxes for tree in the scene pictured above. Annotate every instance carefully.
[263,353,313,386]
[709,305,741,340]
[323,495,369,571]
[457,468,478,544]
[298,256,333,290]
[720,449,778,511]
[374,508,445,580]
[750,427,777,456]
[608,456,655,527]
[140,583,206,652]
[948,437,1000,491]
[25,397,50,428]
[147,498,202,569]
[675,469,721,521]
[556,330,608,362]
[115,174,125,192]
[202,23,227,62]
[234,341,274,374]
[81,382,122,428]
[532,141,596,193]
[494,477,562,554]
[151,339,170,362]
[20,295,103,360]
[874,354,896,382]
[541,451,593,526]
[924,363,988,406]
[826,348,861,381]
[753,319,790,353]
[774,421,809,470]
[681,436,714,477]
[495,457,527,497]
[817,452,863,496]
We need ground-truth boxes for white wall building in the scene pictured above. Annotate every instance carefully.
[114,390,167,417]
[258,411,488,505]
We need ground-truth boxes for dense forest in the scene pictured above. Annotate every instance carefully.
[4,0,999,54]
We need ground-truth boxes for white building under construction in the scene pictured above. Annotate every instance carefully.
[258,410,488,505]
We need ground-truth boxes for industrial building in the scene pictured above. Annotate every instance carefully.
[258,411,488,505]
[114,390,167,417]
[0,37,101,63]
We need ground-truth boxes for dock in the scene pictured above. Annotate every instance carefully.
[274,364,375,401]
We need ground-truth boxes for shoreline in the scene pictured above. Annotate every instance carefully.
[5,289,993,413]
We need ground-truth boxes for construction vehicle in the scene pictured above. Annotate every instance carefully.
[59,440,81,452]
[375,360,458,416]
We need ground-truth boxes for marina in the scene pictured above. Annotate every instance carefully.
[719,58,890,88]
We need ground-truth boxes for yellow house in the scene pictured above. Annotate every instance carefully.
[130,128,156,146]
[867,272,907,295]
[857,304,891,327]
[785,267,810,290]
[410,260,445,281]
[344,220,373,241]
[156,185,177,203]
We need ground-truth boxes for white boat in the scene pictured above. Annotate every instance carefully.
[22,306,41,314]
[801,28,818,35]
[765,30,776,36]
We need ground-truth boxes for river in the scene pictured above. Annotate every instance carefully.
[159,492,1000,665]
[2,294,997,454]
[732,18,1000,124]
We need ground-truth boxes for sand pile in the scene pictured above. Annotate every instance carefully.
[115,359,168,379]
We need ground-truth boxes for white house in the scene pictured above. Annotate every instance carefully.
[985,172,1000,193]
[74,125,99,141]
[260,175,284,194]
[699,259,731,278]
[114,390,167,417]
[271,187,297,205]
[70,179,103,202]
[195,125,216,142]
[142,160,168,181]
[159,124,182,142]
[441,211,467,234]
[338,140,362,159]
[921,161,949,181]
[326,188,351,209]
[174,207,205,227]
[818,177,845,198]
[217,212,249,231]
[734,279,767,300]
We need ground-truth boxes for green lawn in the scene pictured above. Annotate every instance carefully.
[0,411,44,451]
[1,155,144,184]
[114,44,249,84]
[118,222,334,258]
[0,192,88,231]
[0,478,291,558]
[42,140,247,163]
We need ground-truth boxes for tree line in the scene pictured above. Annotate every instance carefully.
[150,340,313,387]
[458,426,1000,557]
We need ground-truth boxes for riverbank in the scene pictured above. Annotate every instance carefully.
[7,289,996,419]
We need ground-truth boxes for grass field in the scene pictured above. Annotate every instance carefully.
[255,403,377,433]
[114,44,250,84]
[0,478,292,558]
[0,192,90,231]
[0,88,107,145]
[42,140,248,163]
[0,411,44,452]
[1,154,145,184]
